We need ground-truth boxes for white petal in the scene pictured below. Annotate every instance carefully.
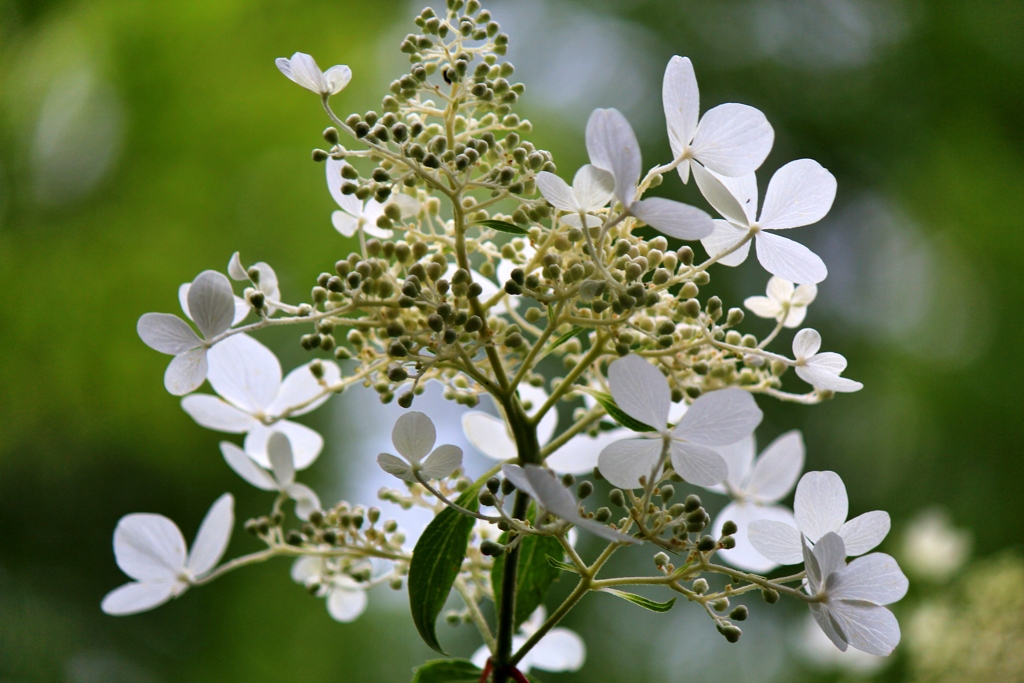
[795,471,849,542]
[670,441,728,486]
[186,493,234,578]
[113,513,186,581]
[630,197,713,240]
[691,103,774,177]
[796,365,864,393]
[793,328,822,359]
[267,431,296,487]
[673,388,762,447]
[500,464,539,500]
[231,295,249,325]
[747,519,804,565]
[164,348,208,396]
[585,108,641,207]
[181,395,257,433]
[608,354,670,429]
[807,351,848,374]
[187,270,236,339]
[391,411,436,463]
[220,441,276,491]
[251,261,281,309]
[527,628,586,672]
[547,428,628,475]
[331,210,360,237]
[279,52,325,93]
[137,313,201,355]
[470,645,490,670]
[766,276,795,303]
[387,193,421,219]
[327,585,368,622]
[712,434,755,493]
[712,502,795,573]
[561,212,603,229]
[803,533,823,590]
[286,483,322,521]
[717,171,760,224]
[290,556,324,584]
[743,295,783,320]
[598,437,664,490]
[692,162,750,226]
[792,283,818,306]
[377,453,415,482]
[701,219,752,267]
[420,445,463,480]
[840,511,891,556]
[782,304,808,328]
[813,531,847,580]
[101,580,179,616]
[268,360,341,417]
[662,56,700,162]
[227,252,248,280]
[811,603,849,652]
[828,602,901,656]
[462,412,517,461]
[833,553,908,605]
[206,334,282,414]
[755,231,828,284]
[573,164,615,211]
[322,64,352,95]
[536,171,578,213]
[748,430,805,503]
[759,159,837,230]
[245,420,323,469]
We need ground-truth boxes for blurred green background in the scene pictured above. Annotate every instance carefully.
[1,0,1022,681]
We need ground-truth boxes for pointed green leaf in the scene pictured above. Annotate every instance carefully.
[545,555,580,573]
[474,219,531,235]
[591,392,657,432]
[410,659,482,683]
[600,588,676,613]
[547,326,587,353]
[409,482,483,654]
[491,505,564,629]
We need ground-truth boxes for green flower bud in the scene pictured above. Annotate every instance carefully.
[684,494,702,512]
[761,587,780,604]
[609,489,626,507]
[729,605,748,621]
[721,520,738,536]
[693,578,709,594]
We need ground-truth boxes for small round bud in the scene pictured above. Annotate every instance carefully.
[698,535,717,552]
[761,587,780,604]
[311,149,329,162]
[654,552,669,568]
[677,246,694,265]
[609,489,626,508]
[594,507,611,523]
[323,127,339,144]
[577,481,593,499]
[683,494,702,512]
[486,476,501,494]
[480,540,504,556]
[729,605,748,621]
[682,298,701,318]
[397,392,414,408]
[721,520,738,536]
[479,490,497,507]
[659,485,675,503]
[693,578,709,594]
[712,597,730,612]
[500,477,516,496]
[721,625,742,643]
[727,308,745,326]
[560,473,575,487]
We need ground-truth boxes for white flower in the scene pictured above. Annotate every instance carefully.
[748,471,890,565]
[471,606,586,674]
[502,464,636,544]
[535,164,615,228]
[227,251,281,315]
[376,411,464,482]
[901,508,971,582]
[744,277,817,328]
[137,270,236,396]
[462,383,625,475]
[798,614,889,674]
[181,333,340,469]
[290,556,368,623]
[326,157,419,239]
[705,431,805,572]
[586,108,713,241]
[802,532,909,656]
[792,329,863,393]
[220,433,321,520]
[275,52,351,97]
[101,493,234,616]
[662,55,774,183]
[598,354,762,488]
[694,160,836,284]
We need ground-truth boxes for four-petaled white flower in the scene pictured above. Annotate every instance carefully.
[749,471,890,565]
[377,412,464,482]
[662,55,774,184]
[137,270,236,396]
[220,432,321,520]
[227,251,281,315]
[586,108,713,241]
[598,354,763,489]
[290,556,369,623]
[502,464,636,544]
[535,164,615,229]
[802,531,908,656]
[744,277,818,329]
[792,329,863,393]
[705,431,805,572]
[462,383,623,475]
[181,333,340,469]
[471,606,586,674]
[275,52,351,97]
[101,493,234,615]
[326,157,420,239]
[694,160,836,284]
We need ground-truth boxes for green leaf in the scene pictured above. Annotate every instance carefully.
[474,219,530,235]
[600,588,676,613]
[547,326,587,352]
[590,392,658,432]
[545,555,580,573]
[492,505,564,629]
[409,482,482,654]
[410,659,482,683]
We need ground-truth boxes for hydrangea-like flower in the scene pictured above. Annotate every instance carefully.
[705,431,805,572]
[749,471,890,565]
[377,412,463,482]
[586,108,713,240]
[792,329,863,393]
[662,56,774,183]
[290,556,368,622]
[462,384,623,475]
[326,157,420,238]
[744,277,817,329]
[220,432,321,520]
[694,160,836,284]
[181,333,340,469]
[535,164,615,228]
[137,270,237,396]
[471,606,586,674]
[802,532,908,656]
[101,494,234,615]
[275,52,351,97]
[598,354,762,488]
